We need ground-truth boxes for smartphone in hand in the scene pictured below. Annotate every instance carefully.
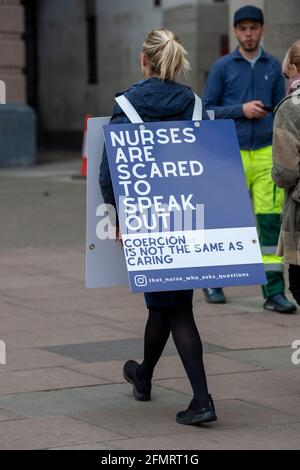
[261,104,273,113]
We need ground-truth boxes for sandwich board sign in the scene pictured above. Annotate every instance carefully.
[86,117,128,288]
[101,118,266,293]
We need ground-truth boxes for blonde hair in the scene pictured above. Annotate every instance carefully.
[283,39,300,75]
[142,28,191,81]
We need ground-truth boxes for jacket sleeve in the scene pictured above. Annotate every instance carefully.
[272,101,300,189]
[99,146,116,208]
[99,104,130,210]
[203,62,244,120]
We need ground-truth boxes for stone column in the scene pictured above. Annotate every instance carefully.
[229,0,300,60]
[0,0,26,103]
[264,0,300,62]
[0,1,36,167]
[164,1,228,94]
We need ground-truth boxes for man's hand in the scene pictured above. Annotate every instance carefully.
[243,101,268,119]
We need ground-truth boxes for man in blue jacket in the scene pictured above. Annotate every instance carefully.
[203,5,296,313]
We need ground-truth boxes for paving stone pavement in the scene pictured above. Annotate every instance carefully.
[0,157,300,450]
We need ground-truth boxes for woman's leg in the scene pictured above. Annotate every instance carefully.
[289,264,300,306]
[138,308,171,380]
[168,304,209,404]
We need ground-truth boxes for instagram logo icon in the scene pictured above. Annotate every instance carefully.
[134,275,148,288]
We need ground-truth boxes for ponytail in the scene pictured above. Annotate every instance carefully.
[143,28,190,81]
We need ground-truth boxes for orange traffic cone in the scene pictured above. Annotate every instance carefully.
[80,114,91,178]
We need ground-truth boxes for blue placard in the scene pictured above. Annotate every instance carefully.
[103,120,266,292]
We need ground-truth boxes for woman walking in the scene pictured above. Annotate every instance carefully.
[100,28,217,425]
[272,39,300,306]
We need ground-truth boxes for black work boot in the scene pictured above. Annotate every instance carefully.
[176,395,217,425]
[123,360,151,401]
[263,293,297,314]
[203,288,226,304]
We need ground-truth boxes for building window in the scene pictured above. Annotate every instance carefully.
[154,0,161,7]
[86,15,98,84]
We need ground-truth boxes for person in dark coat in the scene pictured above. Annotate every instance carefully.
[272,39,300,306]
[99,28,216,425]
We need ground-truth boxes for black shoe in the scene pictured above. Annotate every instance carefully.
[176,395,217,425]
[203,288,226,304]
[264,293,297,314]
[123,360,151,401]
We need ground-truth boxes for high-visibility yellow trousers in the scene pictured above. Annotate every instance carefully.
[241,146,285,299]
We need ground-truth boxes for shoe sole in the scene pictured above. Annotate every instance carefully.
[176,413,217,426]
[123,368,151,402]
[204,294,226,304]
[264,305,297,314]
[205,299,226,304]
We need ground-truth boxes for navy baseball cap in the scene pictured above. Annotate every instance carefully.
[234,5,264,26]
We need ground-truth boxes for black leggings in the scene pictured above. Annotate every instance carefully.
[289,264,300,306]
[139,305,209,403]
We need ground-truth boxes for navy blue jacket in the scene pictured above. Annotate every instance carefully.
[203,48,285,150]
[99,77,202,309]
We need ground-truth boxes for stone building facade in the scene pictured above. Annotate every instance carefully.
[1,0,300,143]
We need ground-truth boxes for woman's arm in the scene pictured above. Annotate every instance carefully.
[99,103,132,236]
[99,104,130,208]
